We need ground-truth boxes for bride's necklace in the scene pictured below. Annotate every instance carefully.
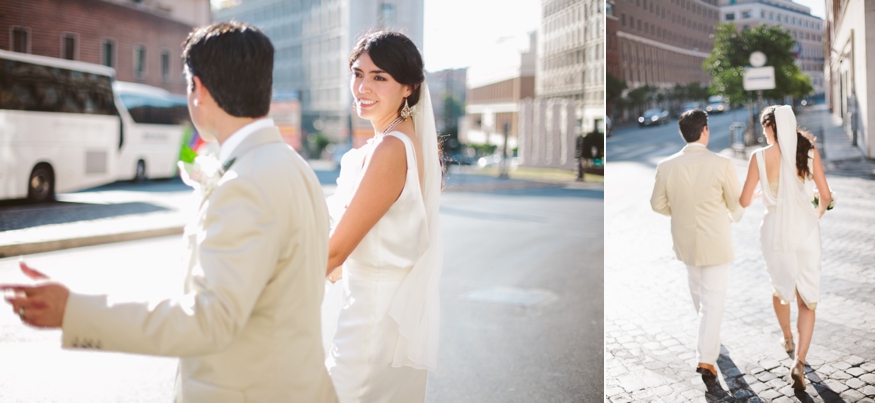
[379,115,406,135]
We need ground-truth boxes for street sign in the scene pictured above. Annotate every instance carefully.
[743,66,775,91]
[749,51,766,67]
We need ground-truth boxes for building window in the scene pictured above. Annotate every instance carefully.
[379,3,396,27]
[62,33,77,60]
[134,45,146,79]
[102,39,116,68]
[12,26,29,53]
[725,13,735,21]
[161,50,171,81]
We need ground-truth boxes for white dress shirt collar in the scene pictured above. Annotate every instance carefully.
[219,118,275,164]
[685,142,707,148]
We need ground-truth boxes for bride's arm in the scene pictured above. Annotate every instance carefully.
[811,147,831,218]
[739,155,759,208]
[326,136,407,280]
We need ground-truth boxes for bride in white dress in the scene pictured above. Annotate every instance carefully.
[321,31,443,402]
[740,105,831,391]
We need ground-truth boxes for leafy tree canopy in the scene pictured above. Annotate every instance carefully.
[704,23,812,102]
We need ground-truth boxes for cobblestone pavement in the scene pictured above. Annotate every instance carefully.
[605,116,875,402]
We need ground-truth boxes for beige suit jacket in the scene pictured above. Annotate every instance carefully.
[61,127,338,402]
[650,144,744,267]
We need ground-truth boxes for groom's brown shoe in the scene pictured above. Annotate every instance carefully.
[696,363,718,382]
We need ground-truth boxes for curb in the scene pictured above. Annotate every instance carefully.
[0,226,184,258]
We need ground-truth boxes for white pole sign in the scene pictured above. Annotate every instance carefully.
[743,66,776,91]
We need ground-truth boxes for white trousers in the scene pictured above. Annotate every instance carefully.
[685,263,730,366]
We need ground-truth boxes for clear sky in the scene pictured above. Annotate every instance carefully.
[794,0,825,19]
[209,0,823,71]
[422,0,540,72]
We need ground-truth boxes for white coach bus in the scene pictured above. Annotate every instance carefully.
[114,81,191,182]
[0,49,120,202]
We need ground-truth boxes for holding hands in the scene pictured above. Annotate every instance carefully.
[1,259,69,329]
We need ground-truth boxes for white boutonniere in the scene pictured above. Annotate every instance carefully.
[178,155,226,201]
[812,187,837,211]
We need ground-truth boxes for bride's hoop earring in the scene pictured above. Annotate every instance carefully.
[400,98,412,120]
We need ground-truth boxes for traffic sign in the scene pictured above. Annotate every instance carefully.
[743,66,775,91]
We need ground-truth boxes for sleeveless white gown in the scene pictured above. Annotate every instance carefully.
[323,131,430,403]
[755,147,821,309]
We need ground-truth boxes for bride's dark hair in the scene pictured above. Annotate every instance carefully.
[760,106,815,179]
[349,31,425,114]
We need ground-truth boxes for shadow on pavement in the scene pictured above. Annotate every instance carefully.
[804,365,847,403]
[715,347,760,402]
[0,201,170,231]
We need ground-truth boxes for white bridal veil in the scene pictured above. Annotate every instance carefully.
[387,81,444,371]
[773,105,817,251]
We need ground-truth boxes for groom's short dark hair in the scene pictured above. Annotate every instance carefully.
[182,21,273,117]
[678,109,708,143]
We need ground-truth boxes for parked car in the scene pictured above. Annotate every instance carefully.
[638,109,669,127]
[679,102,700,116]
[705,101,728,114]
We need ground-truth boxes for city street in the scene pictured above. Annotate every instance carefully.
[605,110,875,402]
[0,183,602,402]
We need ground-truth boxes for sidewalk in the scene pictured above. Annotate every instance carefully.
[0,163,594,257]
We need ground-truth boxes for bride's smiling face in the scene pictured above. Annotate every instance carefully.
[350,52,412,122]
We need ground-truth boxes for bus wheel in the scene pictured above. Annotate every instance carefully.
[27,164,55,203]
[134,160,147,183]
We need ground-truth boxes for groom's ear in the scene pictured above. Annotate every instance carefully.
[191,76,213,107]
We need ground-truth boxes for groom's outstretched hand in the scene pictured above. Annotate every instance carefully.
[0,260,69,328]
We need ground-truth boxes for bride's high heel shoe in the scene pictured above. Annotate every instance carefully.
[790,359,806,390]
[780,336,795,353]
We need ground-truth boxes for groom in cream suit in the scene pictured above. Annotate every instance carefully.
[2,22,337,402]
[651,109,744,382]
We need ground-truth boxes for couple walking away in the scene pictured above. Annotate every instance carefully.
[1,22,442,402]
[651,106,832,391]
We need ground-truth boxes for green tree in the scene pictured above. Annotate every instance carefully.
[704,23,812,103]
[441,94,465,152]
[625,84,659,116]
[606,72,627,117]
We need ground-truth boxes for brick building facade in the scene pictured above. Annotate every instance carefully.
[1,0,199,94]
[611,0,718,89]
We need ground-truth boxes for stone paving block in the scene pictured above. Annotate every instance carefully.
[860,374,875,385]
[605,386,625,397]
[841,389,866,402]
[609,392,633,403]
[849,367,868,377]
[824,379,850,393]
[759,389,781,400]
[860,385,875,397]
[833,370,853,380]
[835,361,854,371]
[755,371,777,383]
[847,355,867,366]
[847,378,867,390]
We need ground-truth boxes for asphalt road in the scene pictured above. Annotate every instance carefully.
[0,185,603,402]
[608,109,742,163]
